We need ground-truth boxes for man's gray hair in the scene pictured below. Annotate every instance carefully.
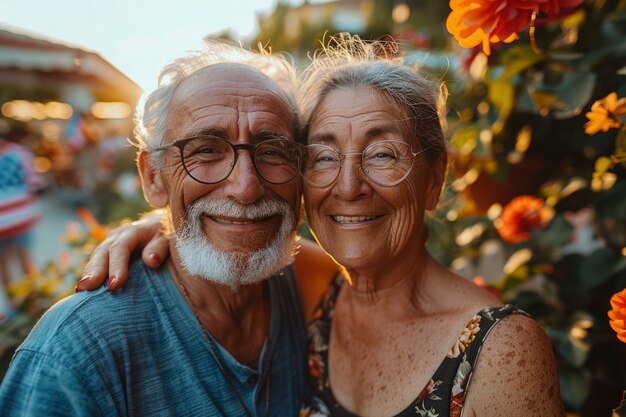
[298,33,447,168]
[132,39,299,164]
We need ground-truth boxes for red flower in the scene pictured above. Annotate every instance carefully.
[608,289,626,343]
[539,0,584,16]
[446,0,583,55]
[496,195,553,244]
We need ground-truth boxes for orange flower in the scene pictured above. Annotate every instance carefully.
[496,195,553,244]
[584,92,626,135]
[446,0,583,55]
[75,207,107,242]
[608,289,626,343]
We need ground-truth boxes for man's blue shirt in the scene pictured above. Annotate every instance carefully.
[0,259,307,416]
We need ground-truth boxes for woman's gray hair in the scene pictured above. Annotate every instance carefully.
[298,33,447,167]
[133,39,299,166]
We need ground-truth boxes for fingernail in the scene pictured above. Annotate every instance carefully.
[74,275,92,292]
[149,252,162,264]
[108,275,117,291]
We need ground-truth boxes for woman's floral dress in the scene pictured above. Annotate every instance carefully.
[300,276,524,417]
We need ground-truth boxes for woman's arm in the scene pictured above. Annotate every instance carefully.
[464,313,564,417]
[76,210,168,292]
[75,211,341,307]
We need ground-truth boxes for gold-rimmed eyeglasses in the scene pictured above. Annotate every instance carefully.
[300,140,429,188]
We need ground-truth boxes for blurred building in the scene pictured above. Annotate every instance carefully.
[0,24,142,191]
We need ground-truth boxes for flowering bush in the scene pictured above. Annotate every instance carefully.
[433,0,626,413]
[0,208,107,376]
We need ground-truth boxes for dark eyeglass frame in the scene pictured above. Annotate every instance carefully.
[153,134,305,185]
[301,140,430,188]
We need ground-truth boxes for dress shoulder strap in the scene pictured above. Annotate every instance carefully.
[447,304,528,417]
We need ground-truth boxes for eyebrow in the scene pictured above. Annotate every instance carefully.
[365,127,401,140]
[185,127,228,139]
[307,132,336,145]
[307,126,402,145]
[184,128,291,142]
[252,130,293,142]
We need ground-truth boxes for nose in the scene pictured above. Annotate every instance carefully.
[331,153,371,200]
[222,150,265,204]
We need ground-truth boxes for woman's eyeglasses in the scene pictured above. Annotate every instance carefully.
[300,140,428,188]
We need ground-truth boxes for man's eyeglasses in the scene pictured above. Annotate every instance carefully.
[154,135,304,185]
[300,140,429,188]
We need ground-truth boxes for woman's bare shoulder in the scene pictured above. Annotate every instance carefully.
[294,238,340,321]
[464,312,564,417]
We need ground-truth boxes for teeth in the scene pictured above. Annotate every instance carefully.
[332,215,377,223]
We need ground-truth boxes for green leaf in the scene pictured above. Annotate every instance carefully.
[548,324,589,368]
[492,45,544,82]
[535,215,574,252]
[559,369,591,410]
[578,248,626,291]
[516,72,596,118]
[498,270,530,295]
[508,290,548,315]
[488,80,515,120]
[552,72,597,119]
[579,30,626,69]
[450,125,478,155]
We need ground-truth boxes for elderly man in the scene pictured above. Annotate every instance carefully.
[0,41,337,416]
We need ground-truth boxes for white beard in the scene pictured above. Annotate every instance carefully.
[174,198,297,288]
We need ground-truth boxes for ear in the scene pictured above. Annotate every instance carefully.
[138,150,169,208]
[425,153,447,211]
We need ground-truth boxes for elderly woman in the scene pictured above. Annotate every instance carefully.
[80,37,562,416]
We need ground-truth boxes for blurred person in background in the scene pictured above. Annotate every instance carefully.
[0,130,42,287]
[79,35,563,416]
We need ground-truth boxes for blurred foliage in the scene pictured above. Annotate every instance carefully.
[0,209,107,376]
[0,137,145,377]
[251,0,450,58]
[424,0,626,414]
[89,145,149,224]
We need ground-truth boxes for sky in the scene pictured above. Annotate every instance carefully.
[0,0,302,92]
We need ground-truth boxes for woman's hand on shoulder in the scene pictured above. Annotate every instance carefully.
[75,210,169,292]
[465,313,564,417]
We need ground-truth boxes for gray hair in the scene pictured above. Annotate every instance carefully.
[298,33,447,167]
[132,39,299,166]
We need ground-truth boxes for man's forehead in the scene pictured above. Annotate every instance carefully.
[175,63,281,98]
[167,63,295,138]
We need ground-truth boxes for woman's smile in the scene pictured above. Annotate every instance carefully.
[330,214,383,224]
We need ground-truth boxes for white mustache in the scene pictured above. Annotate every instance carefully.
[175,197,297,287]
[189,198,290,221]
